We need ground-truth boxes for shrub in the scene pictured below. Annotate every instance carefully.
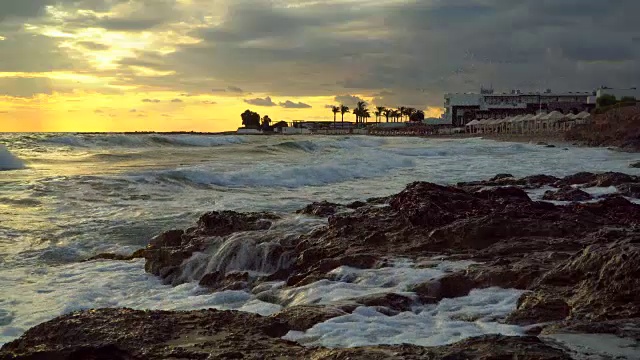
[597,94,618,108]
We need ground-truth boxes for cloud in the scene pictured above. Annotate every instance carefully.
[142,99,161,103]
[130,109,137,112]
[0,77,53,97]
[227,86,243,93]
[279,100,311,109]
[244,96,276,107]
[324,104,337,109]
[171,98,183,103]
[202,100,217,105]
[334,95,366,107]
[76,41,110,51]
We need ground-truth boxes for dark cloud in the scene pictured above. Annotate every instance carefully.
[244,96,276,107]
[171,98,183,103]
[227,86,243,93]
[130,109,137,112]
[142,99,161,103]
[202,100,217,105]
[324,104,337,109]
[334,95,366,107]
[279,100,311,109]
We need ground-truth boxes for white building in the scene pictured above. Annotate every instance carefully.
[444,88,595,127]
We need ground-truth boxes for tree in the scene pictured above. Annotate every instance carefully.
[410,109,425,122]
[391,109,401,122]
[597,94,617,108]
[331,106,340,124]
[353,101,368,126]
[404,107,416,121]
[620,96,637,103]
[382,108,391,123]
[375,106,385,123]
[374,111,381,124]
[397,106,406,121]
[340,105,350,124]
[261,115,272,131]
[241,110,261,128]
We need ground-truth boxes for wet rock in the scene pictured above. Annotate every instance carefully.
[351,293,414,312]
[410,273,476,302]
[475,186,531,202]
[273,305,347,331]
[0,309,573,360]
[490,173,514,181]
[616,182,640,198]
[144,211,278,282]
[85,248,146,262]
[346,200,367,209]
[558,172,597,186]
[542,187,593,202]
[630,161,640,168]
[296,201,343,217]
[588,172,637,187]
[520,174,561,187]
[506,293,571,325]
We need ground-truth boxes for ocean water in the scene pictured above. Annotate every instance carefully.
[1,133,639,347]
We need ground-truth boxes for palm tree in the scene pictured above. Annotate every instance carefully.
[404,107,416,121]
[331,106,339,125]
[340,105,349,125]
[352,101,368,127]
[392,109,401,122]
[397,106,406,122]
[382,108,391,123]
[375,106,385,123]
[363,110,371,124]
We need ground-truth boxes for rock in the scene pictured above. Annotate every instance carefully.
[558,172,597,186]
[0,309,573,360]
[616,182,640,198]
[588,172,637,187]
[545,144,556,148]
[296,201,343,217]
[630,161,640,168]
[490,173,514,181]
[346,200,367,209]
[85,248,146,262]
[410,273,476,302]
[520,174,561,187]
[506,292,571,325]
[144,211,279,283]
[273,305,347,331]
[542,186,593,202]
[475,186,531,202]
[351,293,414,312]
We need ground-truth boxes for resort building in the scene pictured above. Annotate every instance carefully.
[596,87,640,101]
[444,88,596,126]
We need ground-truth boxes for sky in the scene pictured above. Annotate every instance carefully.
[0,0,639,132]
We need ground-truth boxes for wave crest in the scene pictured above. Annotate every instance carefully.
[42,134,246,148]
[0,145,25,171]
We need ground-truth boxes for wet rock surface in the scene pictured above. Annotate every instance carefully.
[0,309,573,360]
[6,171,640,359]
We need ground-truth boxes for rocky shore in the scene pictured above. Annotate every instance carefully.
[3,171,640,359]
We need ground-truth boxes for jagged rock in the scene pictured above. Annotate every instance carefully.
[85,248,146,262]
[542,186,593,202]
[296,201,343,217]
[490,173,514,181]
[558,172,597,186]
[616,182,640,198]
[273,305,347,331]
[350,293,414,313]
[346,200,367,209]
[588,172,637,187]
[144,211,278,283]
[506,293,571,325]
[630,161,640,168]
[0,309,573,360]
[199,271,250,291]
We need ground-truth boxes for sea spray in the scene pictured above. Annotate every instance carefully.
[0,145,25,171]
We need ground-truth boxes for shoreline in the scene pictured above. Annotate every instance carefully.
[3,170,640,359]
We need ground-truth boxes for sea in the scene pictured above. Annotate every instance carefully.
[1,133,639,349]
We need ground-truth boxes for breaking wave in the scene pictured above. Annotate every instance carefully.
[154,153,415,188]
[42,134,246,148]
[0,145,25,171]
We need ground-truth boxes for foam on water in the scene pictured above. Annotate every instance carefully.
[283,288,524,348]
[0,259,282,345]
[41,134,246,148]
[0,145,25,171]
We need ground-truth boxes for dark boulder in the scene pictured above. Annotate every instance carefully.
[616,182,640,198]
[630,161,640,168]
[296,201,343,217]
[542,186,593,202]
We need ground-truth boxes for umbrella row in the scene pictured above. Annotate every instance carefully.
[465,111,592,134]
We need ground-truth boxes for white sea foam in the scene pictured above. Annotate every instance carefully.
[0,259,282,346]
[0,145,25,171]
[283,288,525,348]
[42,134,246,148]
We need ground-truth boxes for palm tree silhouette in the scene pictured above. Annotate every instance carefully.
[353,101,368,127]
[404,107,416,121]
[375,106,385,123]
[331,106,339,125]
[340,105,349,126]
[392,109,401,122]
[382,108,391,123]
[397,107,406,122]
